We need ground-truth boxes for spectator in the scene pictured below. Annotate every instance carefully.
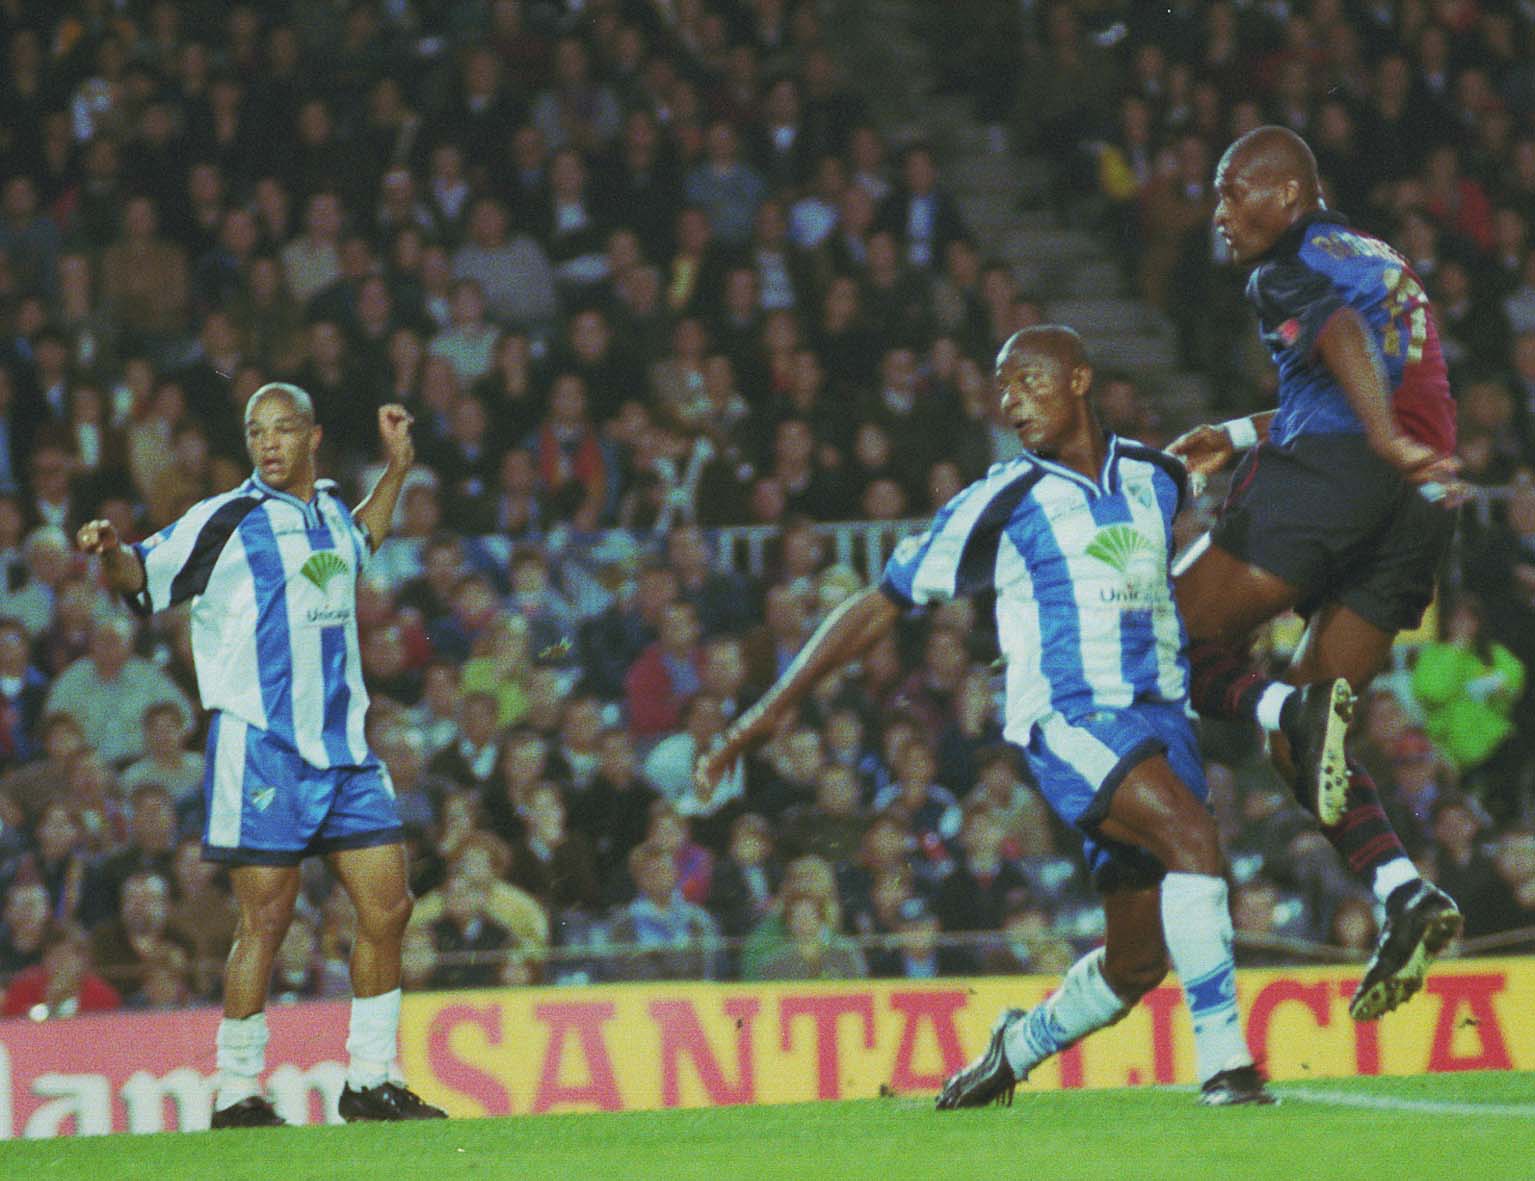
[429,280,499,384]
[44,615,191,767]
[0,878,51,982]
[279,191,344,307]
[165,838,236,999]
[524,374,613,530]
[531,37,621,154]
[708,813,783,940]
[625,600,704,739]
[85,784,179,928]
[752,889,867,981]
[877,144,964,272]
[685,121,767,248]
[605,838,720,982]
[451,197,558,335]
[2,924,120,1018]
[506,780,601,918]
[409,831,549,958]
[1412,593,1526,787]
[120,701,204,809]
[934,804,1031,935]
[429,690,505,790]
[570,727,658,901]
[425,872,520,991]
[88,869,193,1004]
[0,614,46,768]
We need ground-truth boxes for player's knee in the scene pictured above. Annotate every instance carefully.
[1104,947,1169,1001]
[240,893,297,947]
[1159,808,1222,876]
[358,889,413,943]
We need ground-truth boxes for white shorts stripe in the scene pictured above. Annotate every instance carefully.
[208,714,248,847]
[1041,714,1122,784]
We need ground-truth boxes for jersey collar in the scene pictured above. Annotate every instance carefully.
[248,472,335,525]
[1262,208,1349,262]
[1026,432,1121,497]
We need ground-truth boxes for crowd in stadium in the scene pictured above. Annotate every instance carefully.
[1,0,1535,1014]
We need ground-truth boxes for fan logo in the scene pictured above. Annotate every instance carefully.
[299,551,352,624]
[300,551,350,593]
[1085,524,1164,607]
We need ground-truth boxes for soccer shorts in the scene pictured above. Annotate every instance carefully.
[201,711,402,865]
[1212,433,1454,633]
[1020,701,1206,892]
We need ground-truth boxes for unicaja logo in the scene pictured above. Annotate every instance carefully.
[299,551,350,594]
[1085,524,1158,576]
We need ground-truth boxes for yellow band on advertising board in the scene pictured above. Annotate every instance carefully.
[397,958,1534,1117]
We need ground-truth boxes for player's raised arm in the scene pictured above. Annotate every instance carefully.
[695,585,903,792]
[76,518,146,596]
[352,404,415,551]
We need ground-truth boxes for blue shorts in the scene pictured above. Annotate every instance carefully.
[1020,701,1207,892]
[201,712,402,866]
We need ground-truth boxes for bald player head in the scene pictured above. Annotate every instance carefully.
[995,325,1097,460]
[996,324,1088,376]
[1213,125,1324,265]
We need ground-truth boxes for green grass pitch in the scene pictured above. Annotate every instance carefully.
[6,1073,1534,1181]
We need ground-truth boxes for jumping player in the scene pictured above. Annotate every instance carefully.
[1169,126,1463,1021]
[77,384,447,1127]
[698,326,1298,1107]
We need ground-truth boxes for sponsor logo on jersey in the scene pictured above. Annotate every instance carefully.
[299,551,350,593]
[1086,524,1164,607]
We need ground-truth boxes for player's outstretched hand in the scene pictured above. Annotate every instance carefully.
[1371,434,1467,508]
[695,730,750,798]
[1166,424,1236,483]
[379,404,415,469]
[76,519,120,555]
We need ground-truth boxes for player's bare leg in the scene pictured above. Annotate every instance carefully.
[327,842,445,1121]
[211,865,302,1128]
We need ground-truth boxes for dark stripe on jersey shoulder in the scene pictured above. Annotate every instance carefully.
[1117,444,1189,516]
[954,468,1045,598]
[167,496,264,606]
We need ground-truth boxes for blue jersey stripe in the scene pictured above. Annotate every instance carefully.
[1007,506,1091,709]
[955,470,1043,598]
[306,523,356,766]
[239,506,296,745]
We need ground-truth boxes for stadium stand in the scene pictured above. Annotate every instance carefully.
[2,0,1535,1011]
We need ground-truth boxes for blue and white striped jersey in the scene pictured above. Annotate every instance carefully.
[129,473,374,769]
[880,437,1190,743]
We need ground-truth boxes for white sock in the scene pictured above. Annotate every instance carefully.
[1372,857,1420,905]
[215,1012,269,1109]
[1002,947,1131,1078]
[1160,872,1251,1084]
[1255,684,1294,732]
[347,988,402,1089]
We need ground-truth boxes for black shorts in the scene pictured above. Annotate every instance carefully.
[1211,433,1454,633]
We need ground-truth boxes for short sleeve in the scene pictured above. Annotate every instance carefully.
[879,465,1041,606]
[1248,256,1346,361]
[130,495,259,616]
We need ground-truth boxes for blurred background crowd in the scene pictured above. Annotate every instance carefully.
[2,0,1535,1016]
